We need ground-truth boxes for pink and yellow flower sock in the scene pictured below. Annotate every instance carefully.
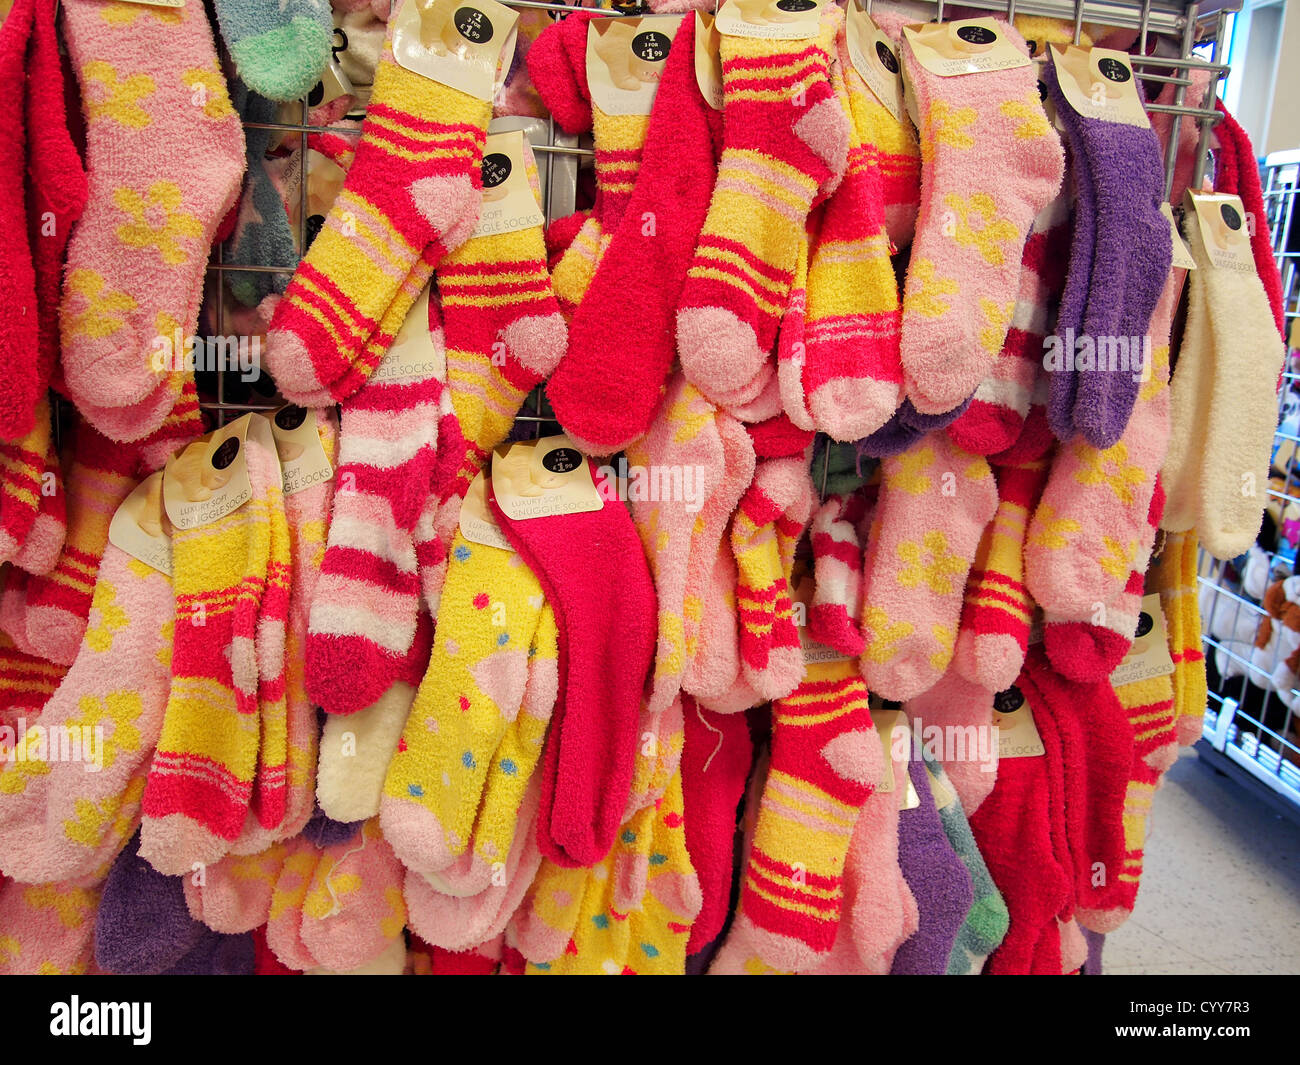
[58,0,243,423]
[860,434,997,701]
[899,20,1063,415]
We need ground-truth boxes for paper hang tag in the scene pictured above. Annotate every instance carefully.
[265,406,334,497]
[716,0,825,42]
[162,413,277,531]
[460,470,515,551]
[109,472,173,576]
[846,4,905,124]
[1186,190,1256,274]
[1050,44,1150,129]
[901,58,922,128]
[1161,202,1197,270]
[308,55,356,110]
[695,11,724,111]
[903,19,1031,77]
[587,15,682,117]
[371,283,446,385]
[991,684,1045,758]
[491,434,604,521]
[473,130,545,238]
[1110,593,1176,687]
[392,0,519,102]
[927,765,956,811]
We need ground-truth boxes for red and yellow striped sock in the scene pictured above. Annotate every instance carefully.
[736,660,881,970]
[0,397,54,566]
[140,435,279,874]
[265,23,492,407]
[6,400,65,577]
[677,5,848,407]
[954,455,1049,692]
[732,453,815,701]
[1151,529,1208,745]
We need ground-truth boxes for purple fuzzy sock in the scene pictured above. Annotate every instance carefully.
[94,831,206,974]
[1043,61,1094,442]
[163,928,257,975]
[1046,59,1172,447]
[889,754,974,975]
[857,397,970,459]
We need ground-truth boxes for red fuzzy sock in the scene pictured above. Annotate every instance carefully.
[680,695,753,955]
[547,14,725,454]
[488,463,657,868]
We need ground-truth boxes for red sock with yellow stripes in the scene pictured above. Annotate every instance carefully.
[954,455,1049,692]
[735,660,881,971]
[0,396,55,566]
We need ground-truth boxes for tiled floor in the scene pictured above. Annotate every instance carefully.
[1104,747,1300,975]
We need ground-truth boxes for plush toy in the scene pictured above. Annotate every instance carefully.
[1252,576,1300,708]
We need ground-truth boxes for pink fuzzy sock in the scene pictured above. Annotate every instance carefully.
[58,0,243,425]
[899,20,1063,415]
[184,843,286,934]
[307,273,443,717]
[860,433,997,701]
[903,666,1000,815]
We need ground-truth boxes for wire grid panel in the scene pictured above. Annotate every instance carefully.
[195,2,1231,479]
[1195,157,1300,804]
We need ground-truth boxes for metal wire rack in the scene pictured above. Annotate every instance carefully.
[1195,152,1300,819]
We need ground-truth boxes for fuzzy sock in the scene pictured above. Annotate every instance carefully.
[1150,530,1208,745]
[732,452,815,701]
[1025,648,1133,923]
[548,15,725,454]
[681,413,756,701]
[861,12,921,251]
[140,437,279,874]
[1213,102,1286,338]
[890,752,974,974]
[680,696,752,954]
[0,0,37,446]
[1043,477,1165,682]
[58,0,244,427]
[954,455,1049,691]
[436,137,566,488]
[627,375,728,715]
[731,661,880,970]
[0,545,173,885]
[317,680,415,825]
[677,5,848,406]
[807,493,867,656]
[17,0,87,443]
[488,464,658,868]
[1026,264,1180,620]
[18,419,142,665]
[264,836,321,971]
[861,433,997,700]
[1166,200,1285,558]
[903,665,999,815]
[184,842,285,934]
[969,674,1073,975]
[9,423,67,578]
[801,34,902,441]
[1075,670,1173,933]
[297,818,407,973]
[949,186,1070,456]
[900,21,1062,415]
[306,280,445,716]
[380,532,546,875]
[924,758,1009,975]
[0,398,54,568]
[264,19,491,406]
[1042,56,1172,447]
[211,0,332,102]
